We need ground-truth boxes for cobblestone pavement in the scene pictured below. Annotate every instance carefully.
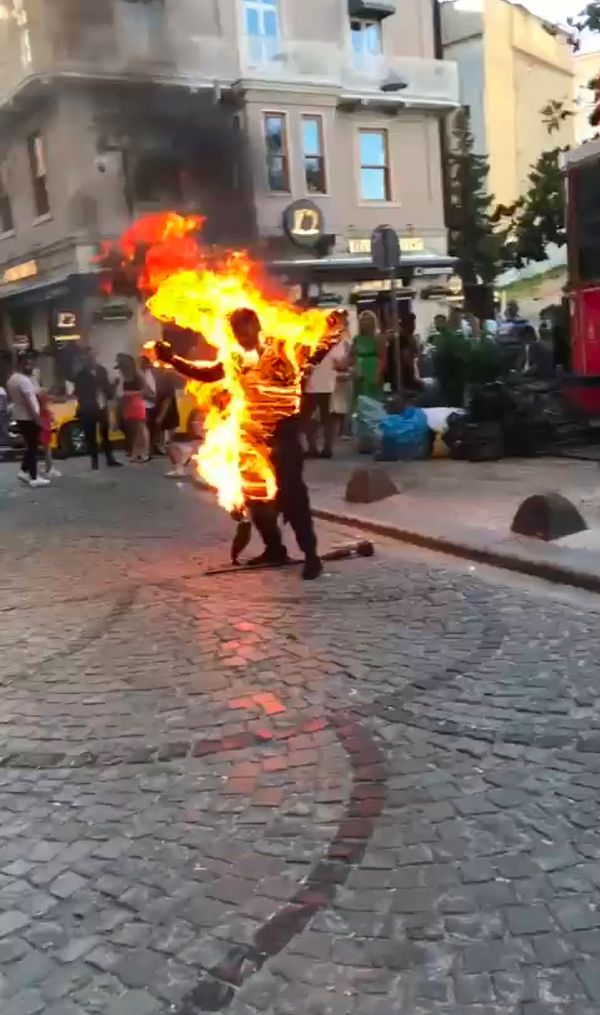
[2,461,600,1015]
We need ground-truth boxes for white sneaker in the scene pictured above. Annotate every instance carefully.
[29,476,51,488]
[46,468,61,478]
[166,467,185,478]
[17,470,30,485]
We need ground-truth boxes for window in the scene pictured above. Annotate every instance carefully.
[133,153,182,205]
[0,170,13,234]
[117,0,165,59]
[243,0,280,64]
[359,129,390,201]
[301,116,326,194]
[27,133,50,217]
[350,18,382,68]
[264,113,289,192]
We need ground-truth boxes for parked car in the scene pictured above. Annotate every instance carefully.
[8,388,201,458]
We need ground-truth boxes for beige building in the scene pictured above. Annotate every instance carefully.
[441,0,576,209]
[0,0,458,376]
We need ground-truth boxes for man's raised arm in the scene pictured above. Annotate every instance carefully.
[154,342,225,383]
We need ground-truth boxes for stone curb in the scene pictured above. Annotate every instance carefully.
[313,507,600,595]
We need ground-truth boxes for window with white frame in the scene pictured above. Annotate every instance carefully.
[264,113,289,193]
[359,129,390,202]
[301,115,326,194]
[242,0,280,65]
[0,169,14,234]
[116,0,165,60]
[350,18,382,68]
[28,132,50,218]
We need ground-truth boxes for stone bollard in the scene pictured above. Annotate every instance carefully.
[345,467,398,505]
[511,492,587,541]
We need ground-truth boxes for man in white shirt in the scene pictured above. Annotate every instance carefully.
[7,352,49,487]
[302,340,347,459]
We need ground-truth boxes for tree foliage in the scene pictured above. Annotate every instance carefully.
[511,148,567,265]
[447,109,507,285]
[568,1,600,39]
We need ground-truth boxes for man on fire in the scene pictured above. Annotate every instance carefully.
[154,307,345,581]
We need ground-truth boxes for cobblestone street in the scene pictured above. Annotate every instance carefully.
[2,462,600,1015]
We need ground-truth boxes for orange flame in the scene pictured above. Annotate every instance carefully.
[117,214,340,514]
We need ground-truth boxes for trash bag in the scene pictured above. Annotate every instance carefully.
[444,414,504,462]
[376,406,429,461]
[356,395,386,454]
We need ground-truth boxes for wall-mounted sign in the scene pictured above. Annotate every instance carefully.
[2,260,38,285]
[56,311,77,329]
[283,200,324,249]
[348,236,425,255]
[94,301,134,323]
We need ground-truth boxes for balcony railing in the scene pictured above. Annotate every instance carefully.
[238,37,343,88]
[342,54,459,109]
[238,37,459,111]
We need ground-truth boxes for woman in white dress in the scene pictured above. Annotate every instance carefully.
[331,315,353,438]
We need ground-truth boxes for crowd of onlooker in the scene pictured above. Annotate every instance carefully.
[0,298,569,486]
[0,346,182,486]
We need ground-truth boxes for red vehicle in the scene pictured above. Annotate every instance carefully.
[565,140,600,413]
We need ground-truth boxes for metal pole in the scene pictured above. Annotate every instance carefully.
[389,269,402,393]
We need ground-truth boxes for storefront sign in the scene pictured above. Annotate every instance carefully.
[56,311,77,329]
[2,260,38,285]
[348,236,425,255]
[283,200,324,249]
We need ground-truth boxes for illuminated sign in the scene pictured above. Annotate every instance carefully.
[57,311,77,329]
[348,236,424,255]
[2,260,38,285]
[283,200,324,249]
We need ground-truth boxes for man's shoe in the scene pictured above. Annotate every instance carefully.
[91,460,99,471]
[106,459,123,468]
[319,449,333,459]
[17,470,30,485]
[248,547,291,567]
[29,476,51,488]
[302,556,323,580]
[304,450,320,459]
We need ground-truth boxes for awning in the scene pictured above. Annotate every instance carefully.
[267,253,457,284]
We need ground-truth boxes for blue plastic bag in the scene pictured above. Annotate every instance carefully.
[355,395,386,453]
[377,407,429,461]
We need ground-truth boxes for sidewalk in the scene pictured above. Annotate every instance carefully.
[306,450,600,591]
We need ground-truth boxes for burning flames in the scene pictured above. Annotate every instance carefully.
[111,213,336,513]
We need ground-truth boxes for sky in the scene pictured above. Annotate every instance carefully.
[444,1,600,50]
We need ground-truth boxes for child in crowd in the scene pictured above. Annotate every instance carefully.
[38,390,61,479]
[165,413,205,478]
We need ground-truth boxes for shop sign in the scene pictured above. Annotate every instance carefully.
[2,260,38,285]
[283,200,324,249]
[348,236,425,255]
[57,311,77,329]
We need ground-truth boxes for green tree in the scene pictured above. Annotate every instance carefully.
[447,109,507,288]
[511,147,567,265]
[569,2,600,38]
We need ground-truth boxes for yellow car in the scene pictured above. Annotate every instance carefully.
[15,387,202,458]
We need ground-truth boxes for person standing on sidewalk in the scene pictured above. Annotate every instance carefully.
[7,352,49,487]
[74,347,121,470]
[302,341,348,459]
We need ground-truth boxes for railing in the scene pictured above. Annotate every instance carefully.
[342,55,460,108]
[238,36,459,109]
[238,37,343,87]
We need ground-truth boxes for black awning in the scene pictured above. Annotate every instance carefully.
[349,0,396,20]
[267,254,457,285]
